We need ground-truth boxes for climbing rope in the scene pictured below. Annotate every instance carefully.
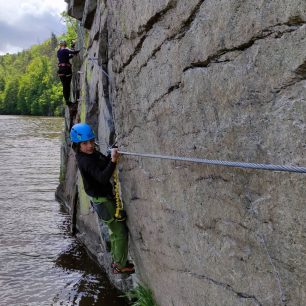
[117,150,306,174]
[88,57,111,79]
[113,157,126,221]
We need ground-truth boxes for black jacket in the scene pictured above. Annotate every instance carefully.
[57,48,79,64]
[75,150,116,198]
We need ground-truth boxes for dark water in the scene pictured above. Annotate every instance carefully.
[0,116,128,306]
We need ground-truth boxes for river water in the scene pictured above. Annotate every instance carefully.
[0,116,128,306]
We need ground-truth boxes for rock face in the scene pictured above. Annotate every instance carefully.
[60,0,306,305]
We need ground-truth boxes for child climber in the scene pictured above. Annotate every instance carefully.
[70,123,135,274]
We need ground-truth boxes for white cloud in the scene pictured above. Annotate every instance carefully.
[0,44,23,55]
[0,0,67,54]
[0,0,66,22]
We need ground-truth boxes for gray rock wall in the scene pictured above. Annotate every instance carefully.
[62,0,306,305]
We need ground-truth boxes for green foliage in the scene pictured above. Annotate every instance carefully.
[1,78,19,114]
[59,12,78,48]
[125,285,158,306]
[0,33,64,116]
[0,13,78,116]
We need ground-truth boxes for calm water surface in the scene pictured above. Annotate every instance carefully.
[0,115,128,306]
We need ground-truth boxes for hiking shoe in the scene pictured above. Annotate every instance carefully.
[112,263,135,274]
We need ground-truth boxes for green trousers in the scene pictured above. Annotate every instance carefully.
[91,197,128,267]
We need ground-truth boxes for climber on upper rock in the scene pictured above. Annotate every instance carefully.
[57,40,80,107]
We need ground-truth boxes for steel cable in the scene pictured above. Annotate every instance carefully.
[88,48,306,175]
[118,151,306,174]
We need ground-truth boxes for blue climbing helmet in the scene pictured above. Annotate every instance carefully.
[70,123,95,143]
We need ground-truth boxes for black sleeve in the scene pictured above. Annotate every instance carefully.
[68,49,80,55]
[83,158,116,185]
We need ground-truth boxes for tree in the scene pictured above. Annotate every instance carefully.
[1,78,19,114]
[0,15,74,116]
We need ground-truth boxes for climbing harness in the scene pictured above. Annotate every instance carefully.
[117,150,306,174]
[113,157,126,221]
[58,63,71,67]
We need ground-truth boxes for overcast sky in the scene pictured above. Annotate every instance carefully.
[0,0,67,55]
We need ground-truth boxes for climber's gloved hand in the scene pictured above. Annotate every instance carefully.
[107,143,118,159]
[111,148,120,163]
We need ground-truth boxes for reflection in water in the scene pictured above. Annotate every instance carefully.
[53,211,127,306]
[0,116,129,306]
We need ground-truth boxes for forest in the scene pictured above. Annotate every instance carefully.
[0,15,77,116]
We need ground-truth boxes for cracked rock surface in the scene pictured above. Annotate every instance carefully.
[64,0,306,304]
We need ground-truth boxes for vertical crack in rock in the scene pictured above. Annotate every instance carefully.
[255,234,287,305]
[183,33,273,71]
[183,23,306,72]
[124,124,142,138]
[286,15,306,26]
[147,82,181,113]
[138,22,303,75]
[118,35,147,73]
[295,60,306,80]
[127,82,182,135]
[118,0,206,74]
[245,198,287,305]
[137,40,165,73]
[118,0,177,73]
[175,0,206,39]
[93,29,100,41]
[176,269,263,306]
[136,0,177,35]
[137,0,206,73]
[195,175,229,182]
[99,18,115,145]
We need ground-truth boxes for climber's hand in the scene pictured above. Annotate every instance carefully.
[111,148,120,163]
